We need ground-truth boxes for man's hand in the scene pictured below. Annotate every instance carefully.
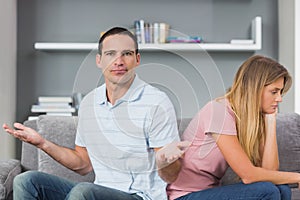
[156,141,190,169]
[3,123,45,148]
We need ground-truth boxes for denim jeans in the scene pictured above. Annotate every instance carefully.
[13,171,143,200]
[175,182,291,200]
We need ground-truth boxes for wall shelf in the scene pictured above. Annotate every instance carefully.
[34,16,262,52]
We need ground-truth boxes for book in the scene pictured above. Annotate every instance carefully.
[167,36,202,43]
[144,22,151,43]
[153,23,160,44]
[38,102,71,107]
[159,23,170,43]
[38,96,73,103]
[31,105,76,113]
[139,19,145,44]
[134,20,142,44]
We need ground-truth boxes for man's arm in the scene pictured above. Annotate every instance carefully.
[155,141,190,183]
[3,122,92,175]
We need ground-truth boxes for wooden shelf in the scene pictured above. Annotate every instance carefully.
[34,16,262,52]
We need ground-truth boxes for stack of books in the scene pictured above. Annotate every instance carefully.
[134,20,170,44]
[29,96,76,120]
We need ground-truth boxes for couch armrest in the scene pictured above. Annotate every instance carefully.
[0,159,21,200]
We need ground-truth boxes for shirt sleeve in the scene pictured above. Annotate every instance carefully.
[75,102,86,147]
[147,93,180,148]
[201,100,237,136]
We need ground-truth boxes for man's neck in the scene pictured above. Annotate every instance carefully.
[105,75,135,105]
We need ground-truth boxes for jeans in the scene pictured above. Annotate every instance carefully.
[176,182,291,200]
[13,171,143,200]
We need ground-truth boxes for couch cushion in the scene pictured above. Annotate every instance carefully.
[277,113,300,173]
[0,159,21,200]
[37,115,94,183]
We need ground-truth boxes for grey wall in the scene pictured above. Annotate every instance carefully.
[17,0,279,122]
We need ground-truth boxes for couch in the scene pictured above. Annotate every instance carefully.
[0,113,299,200]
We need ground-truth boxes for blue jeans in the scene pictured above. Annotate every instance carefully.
[175,182,291,200]
[13,171,143,200]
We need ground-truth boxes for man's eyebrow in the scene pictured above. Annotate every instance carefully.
[103,50,135,54]
[122,50,135,53]
[103,50,116,54]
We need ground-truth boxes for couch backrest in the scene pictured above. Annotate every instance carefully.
[22,113,300,185]
[276,113,300,173]
[22,115,94,182]
[22,119,39,171]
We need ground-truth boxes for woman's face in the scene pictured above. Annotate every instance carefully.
[261,77,284,114]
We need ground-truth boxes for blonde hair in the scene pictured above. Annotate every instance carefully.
[225,55,292,166]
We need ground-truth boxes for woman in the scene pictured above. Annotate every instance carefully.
[167,55,298,200]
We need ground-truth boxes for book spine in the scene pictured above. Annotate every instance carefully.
[144,23,151,43]
[38,96,73,103]
[159,23,169,43]
[139,19,145,44]
[31,105,75,113]
[134,20,142,44]
[153,23,160,44]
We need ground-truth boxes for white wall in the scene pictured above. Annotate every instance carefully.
[0,0,17,160]
[295,0,300,114]
[278,0,299,114]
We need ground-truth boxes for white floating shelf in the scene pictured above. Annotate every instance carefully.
[34,16,262,52]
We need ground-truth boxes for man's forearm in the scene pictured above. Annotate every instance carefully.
[40,141,92,175]
[158,159,181,183]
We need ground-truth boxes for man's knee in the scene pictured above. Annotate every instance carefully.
[67,182,95,199]
[14,171,41,188]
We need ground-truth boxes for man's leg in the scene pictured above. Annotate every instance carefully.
[66,182,143,200]
[176,182,281,200]
[13,171,76,200]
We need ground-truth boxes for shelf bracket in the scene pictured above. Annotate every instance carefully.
[251,16,262,49]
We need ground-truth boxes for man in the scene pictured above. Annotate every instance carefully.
[3,27,189,200]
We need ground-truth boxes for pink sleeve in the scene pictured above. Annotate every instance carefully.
[201,100,237,135]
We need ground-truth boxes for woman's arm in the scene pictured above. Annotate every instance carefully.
[260,113,279,170]
[211,133,300,185]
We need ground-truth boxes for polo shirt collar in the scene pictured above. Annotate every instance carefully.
[95,74,146,106]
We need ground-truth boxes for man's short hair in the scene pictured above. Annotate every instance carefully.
[98,27,139,55]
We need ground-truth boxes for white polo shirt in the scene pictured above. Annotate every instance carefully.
[75,75,179,200]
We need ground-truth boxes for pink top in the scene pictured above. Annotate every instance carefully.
[167,99,237,200]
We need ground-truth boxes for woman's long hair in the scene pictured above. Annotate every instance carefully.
[225,55,292,166]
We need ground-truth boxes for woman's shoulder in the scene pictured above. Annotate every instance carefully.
[203,98,230,110]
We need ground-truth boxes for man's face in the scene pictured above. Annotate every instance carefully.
[96,34,140,85]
